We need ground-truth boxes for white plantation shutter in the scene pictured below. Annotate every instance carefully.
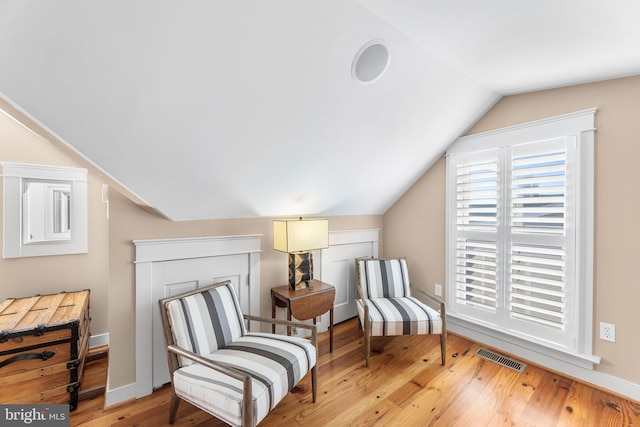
[446,110,594,355]
[508,139,572,334]
[453,151,499,319]
[455,239,497,313]
[510,244,565,328]
[456,157,498,232]
[510,143,567,235]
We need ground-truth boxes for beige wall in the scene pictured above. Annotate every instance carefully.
[384,75,640,386]
[108,189,383,389]
[0,109,110,338]
[384,156,446,297]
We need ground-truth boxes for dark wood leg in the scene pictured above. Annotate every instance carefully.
[311,364,318,403]
[169,388,180,424]
[271,295,276,334]
[329,307,334,352]
[364,328,371,367]
[364,307,371,368]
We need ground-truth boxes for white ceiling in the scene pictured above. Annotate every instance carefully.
[1,1,639,220]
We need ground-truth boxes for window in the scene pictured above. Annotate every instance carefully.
[22,179,72,243]
[2,162,88,258]
[446,109,596,366]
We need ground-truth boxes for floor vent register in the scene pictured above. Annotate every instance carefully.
[475,348,527,372]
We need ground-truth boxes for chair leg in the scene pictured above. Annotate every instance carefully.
[440,332,446,366]
[364,320,371,368]
[311,364,318,403]
[169,388,180,424]
[364,336,370,367]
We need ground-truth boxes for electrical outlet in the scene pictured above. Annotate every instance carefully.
[600,322,616,342]
[434,283,442,297]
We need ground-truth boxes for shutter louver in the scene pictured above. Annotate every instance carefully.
[510,244,566,330]
[511,150,566,235]
[455,239,497,312]
[456,160,497,232]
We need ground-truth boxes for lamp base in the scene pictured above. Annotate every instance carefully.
[288,251,314,290]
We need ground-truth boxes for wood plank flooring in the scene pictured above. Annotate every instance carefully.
[71,319,640,426]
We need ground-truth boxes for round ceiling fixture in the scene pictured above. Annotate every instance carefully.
[352,40,389,83]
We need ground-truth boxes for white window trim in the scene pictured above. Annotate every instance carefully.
[445,108,599,369]
[1,162,88,258]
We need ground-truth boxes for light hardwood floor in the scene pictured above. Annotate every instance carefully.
[72,319,640,426]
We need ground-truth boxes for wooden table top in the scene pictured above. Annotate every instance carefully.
[271,279,335,301]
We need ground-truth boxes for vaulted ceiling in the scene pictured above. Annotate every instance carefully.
[1,1,639,220]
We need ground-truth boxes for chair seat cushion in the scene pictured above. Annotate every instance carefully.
[357,297,443,336]
[173,333,316,427]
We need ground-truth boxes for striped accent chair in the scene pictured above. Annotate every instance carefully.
[355,258,446,367]
[159,281,318,427]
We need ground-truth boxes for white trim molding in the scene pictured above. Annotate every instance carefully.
[1,162,88,258]
[89,333,109,349]
[133,234,262,262]
[447,108,597,155]
[105,382,137,408]
[327,228,380,247]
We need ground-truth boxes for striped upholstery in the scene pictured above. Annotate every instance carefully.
[164,281,317,427]
[173,333,316,426]
[166,282,246,366]
[358,258,411,299]
[356,297,442,336]
[356,258,442,337]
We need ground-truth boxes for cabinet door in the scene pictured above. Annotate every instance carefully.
[151,254,249,389]
[321,230,379,324]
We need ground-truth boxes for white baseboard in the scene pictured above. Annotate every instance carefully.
[448,318,640,402]
[105,382,137,407]
[89,332,108,349]
[88,332,126,406]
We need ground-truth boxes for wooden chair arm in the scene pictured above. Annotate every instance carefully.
[410,284,446,335]
[355,282,372,324]
[243,314,316,330]
[168,344,250,382]
[167,344,254,425]
[410,284,444,308]
[355,282,369,305]
[243,314,318,348]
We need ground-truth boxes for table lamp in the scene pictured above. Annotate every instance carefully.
[273,218,329,290]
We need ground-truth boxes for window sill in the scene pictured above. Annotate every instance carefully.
[447,313,601,371]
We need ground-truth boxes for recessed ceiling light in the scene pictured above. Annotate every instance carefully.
[352,40,389,83]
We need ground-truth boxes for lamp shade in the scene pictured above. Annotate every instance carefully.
[273,219,329,253]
